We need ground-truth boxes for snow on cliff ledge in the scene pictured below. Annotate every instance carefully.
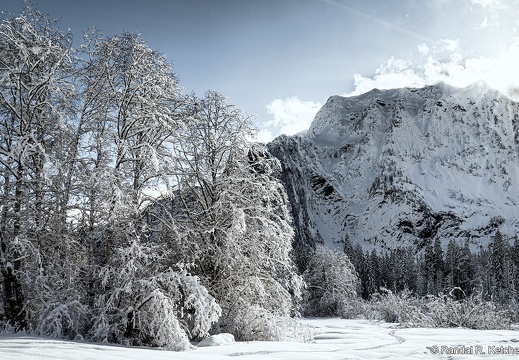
[268,82,519,251]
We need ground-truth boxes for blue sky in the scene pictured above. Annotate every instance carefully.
[2,0,519,141]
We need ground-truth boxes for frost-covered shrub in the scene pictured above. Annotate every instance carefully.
[221,305,313,342]
[225,305,288,342]
[215,271,304,342]
[90,240,221,350]
[36,301,89,339]
[340,297,369,319]
[134,288,196,350]
[368,288,432,326]
[2,234,88,337]
[425,291,512,330]
[303,245,359,317]
[365,288,513,330]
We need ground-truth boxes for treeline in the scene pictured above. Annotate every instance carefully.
[0,3,305,349]
[346,231,519,304]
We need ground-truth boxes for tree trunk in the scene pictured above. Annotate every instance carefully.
[2,163,28,329]
[1,265,27,330]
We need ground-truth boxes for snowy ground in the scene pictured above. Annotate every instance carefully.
[1,318,519,359]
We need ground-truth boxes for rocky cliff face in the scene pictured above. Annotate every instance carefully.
[268,82,519,252]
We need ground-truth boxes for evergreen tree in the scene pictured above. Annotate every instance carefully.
[423,240,435,294]
[342,234,354,259]
[415,252,427,296]
[474,244,492,300]
[445,240,460,290]
[444,239,473,300]
[458,241,475,297]
[512,235,519,299]
[490,230,508,302]
[433,238,444,292]
[365,249,381,296]
[350,244,367,297]
[403,248,418,292]
[388,247,417,293]
[378,251,391,291]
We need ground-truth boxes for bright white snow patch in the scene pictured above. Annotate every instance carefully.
[1,319,519,359]
[196,333,235,347]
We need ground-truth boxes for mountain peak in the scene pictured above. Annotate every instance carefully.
[270,83,519,252]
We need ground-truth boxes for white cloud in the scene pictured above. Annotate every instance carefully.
[470,0,511,28]
[478,16,489,29]
[349,58,426,95]
[347,37,519,101]
[255,96,322,142]
[417,43,430,55]
[470,0,502,8]
[253,128,276,144]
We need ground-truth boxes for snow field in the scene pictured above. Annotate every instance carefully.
[1,318,518,359]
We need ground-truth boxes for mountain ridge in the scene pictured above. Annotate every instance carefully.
[268,82,519,253]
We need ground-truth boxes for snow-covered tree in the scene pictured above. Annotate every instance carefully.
[89,235,220,350]
[71,30,222,349]
[0,3,304,349]
[168,91,302,340]
[75,30,188,264]
[0,3,77,329]
[303,245,359,317]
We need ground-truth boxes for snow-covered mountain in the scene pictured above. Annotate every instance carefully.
[268,82,519,252]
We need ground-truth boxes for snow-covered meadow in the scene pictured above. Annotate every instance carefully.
[1,318,518,360]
